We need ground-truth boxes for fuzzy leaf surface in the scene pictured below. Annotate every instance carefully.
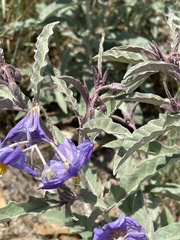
[154,223,180,240]
[123,71,159,94]
[30,21,59,101]
[52,74,79,114]
[0,85,14,109]
[106,153,180,210]
[105,143,180,209]
[54,90,68,114]
[42,209,72,226]
[133,208,155,240]
[82,117,131,138]
[114,113,180,172]
[80,168,107,209]
[123,61,180,85]
[0,84,30,110]
[0,84,14,100]
[43,210,94,239]
[115,92,169,106]
[94,45,147,64]
[118,152,180,196]
[51,68,79,113]
[0,197,52,223]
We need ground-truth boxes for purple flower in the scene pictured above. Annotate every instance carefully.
[0,144,38,176]
[93,216,147,240]
[40,138,94,189]
[3,106,51,145]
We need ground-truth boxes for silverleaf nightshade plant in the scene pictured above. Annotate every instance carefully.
[0,16,180,240]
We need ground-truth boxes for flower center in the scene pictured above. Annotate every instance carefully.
[111,229,126,240]
[44,166,58,181]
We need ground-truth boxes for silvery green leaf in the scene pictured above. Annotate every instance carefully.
[87,209,102,230]
[80,189,107,209]
[30,21,59,102]
[123,61,180,85]
[106,152,179,212]
[0,84,30,110]
[155,223,180,240]
[100,73,159,118]
[105,142,180,210]
[53,126,65,144]
[38,1,73,22]
[42,209,72,226]
[0,197,52,223]
[93,45,147,64]
[0,84,14,99]
[114,113,180,172]
[54,90,68,114]
[160,206,174,226]
[84,167,101,197]
[167,13,180,52]
[146,193,161,224]
[116,145,180,199]
[133,208,155,240]
[52,75,79,114]
[124,70,158,93]
[80,168,107,209]
[82,117,131,139]
[115,92,170,106]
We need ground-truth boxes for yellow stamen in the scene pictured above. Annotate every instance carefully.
[29,105,40,115]
[0,163,7,177]
[75,176,81,184]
